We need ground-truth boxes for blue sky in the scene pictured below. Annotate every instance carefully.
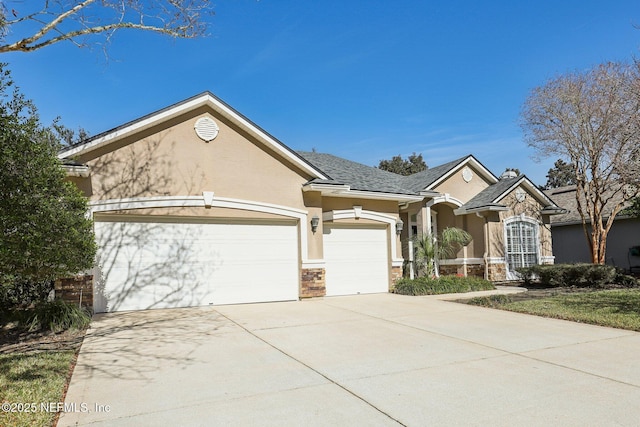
[4,0,640,185]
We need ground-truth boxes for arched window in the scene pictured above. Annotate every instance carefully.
[505,219,539,272]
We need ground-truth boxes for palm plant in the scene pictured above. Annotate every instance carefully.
[413,227,472,277]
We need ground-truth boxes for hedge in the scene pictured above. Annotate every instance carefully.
[516,264,638,288]
[394,275,495,296]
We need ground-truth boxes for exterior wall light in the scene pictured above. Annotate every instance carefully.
[395,218,404,235]
[311,215,320,234]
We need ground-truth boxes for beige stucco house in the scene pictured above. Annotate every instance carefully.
[59,92,563,313]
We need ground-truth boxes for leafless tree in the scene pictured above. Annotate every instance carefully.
[0,0,213,53]
[521,61,640,264]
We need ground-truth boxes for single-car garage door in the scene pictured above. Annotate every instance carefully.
[94,217,299,312]
[323,225,390,296]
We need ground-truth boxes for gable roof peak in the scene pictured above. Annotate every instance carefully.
[58,92,329,180]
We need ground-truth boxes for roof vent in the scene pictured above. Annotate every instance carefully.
[500,169,518,180]
[194,117,219,142]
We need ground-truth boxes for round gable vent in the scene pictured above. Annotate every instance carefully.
[194,117,219,142]
[462,166,473,183]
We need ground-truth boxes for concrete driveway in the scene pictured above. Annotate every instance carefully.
[59,293,640,426]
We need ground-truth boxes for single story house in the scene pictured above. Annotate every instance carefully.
[545,185,640,272]
[59,92,564,313]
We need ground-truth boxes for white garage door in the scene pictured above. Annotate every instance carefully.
[94,218,299,312]
[323,225,390,296]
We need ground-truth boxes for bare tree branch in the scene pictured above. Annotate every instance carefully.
[521,61,640,264]
[0,0,214,53]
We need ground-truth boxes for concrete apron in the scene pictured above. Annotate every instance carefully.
[59,293,640,426]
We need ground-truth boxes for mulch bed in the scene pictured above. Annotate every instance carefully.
[0,323,86,354]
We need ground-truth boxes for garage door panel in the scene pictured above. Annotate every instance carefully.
[323,226,389,297]
[94,220,298,312]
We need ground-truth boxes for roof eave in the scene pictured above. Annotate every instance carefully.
[419,190,441,198]
[454,205,509,215]
[62,164,90,178]
[425,155,499,191]
[58,92,329,181]
[541,207,568,215]
[494,176,563,211]
[303,183,423,202]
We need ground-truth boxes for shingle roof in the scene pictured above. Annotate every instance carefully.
[402,156,470,193]
[297,151,415,194]
[297,152,481,196]
[461,176,521,210]
[544,185,630,224]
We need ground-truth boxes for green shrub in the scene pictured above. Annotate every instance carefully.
[23,299,91,332]
[0,278,53,310]
[517,264,618,288]
[614,272,640,288]
[394,275,495,296]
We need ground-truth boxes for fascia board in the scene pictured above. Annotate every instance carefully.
[304,183,422,202]
[58,93,329,180]
[302,183,351,193]
[454,205,509,215]
[425,156,499,191]
[494,176,561,209]
[345,190,424,202]
[419,190,441,197]
[62,165,90,178]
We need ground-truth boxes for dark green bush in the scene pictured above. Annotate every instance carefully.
[0,278,53,310]
[394,275,495,296]
[517,264,619,288]
[614,272,640,288]
[23,299,91,332]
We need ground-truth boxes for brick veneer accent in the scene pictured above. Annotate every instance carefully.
[487,263,507,281]
[300,268,326,298]
[466,264,485,279]
[439,265,459,276]
[55,275,93,310]
[439,263,495,280]
[390,266,402,291]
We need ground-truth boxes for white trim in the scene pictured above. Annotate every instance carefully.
[302,183,351,193]
[494,177,560,210]
[58,93,329,180]
[202,191,214,208]
[541,256,555,264]
[302,260,326,269]
[454,205,509,215]
[439,258,484,265]
[323,209,403,264]
[90,195,312,262]
[427,193,464,208]
[391,260,404,268]
[63,165,90,178]
[303,183,424,202]
[503,216,541,280]
[426,156,499,191]
[487,257,506,264]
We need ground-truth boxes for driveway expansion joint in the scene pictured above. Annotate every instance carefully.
[214,309,407,426]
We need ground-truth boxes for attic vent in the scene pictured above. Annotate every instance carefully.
[194,117,219,142]
[462,167,473,182]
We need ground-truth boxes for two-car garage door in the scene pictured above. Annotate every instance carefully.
[94,217,299,312]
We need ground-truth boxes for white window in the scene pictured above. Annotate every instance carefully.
[505,220,539,271]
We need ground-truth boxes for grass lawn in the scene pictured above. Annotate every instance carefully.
[0,350,77,426]
[467,289,640,331]
[0,323,85,427]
